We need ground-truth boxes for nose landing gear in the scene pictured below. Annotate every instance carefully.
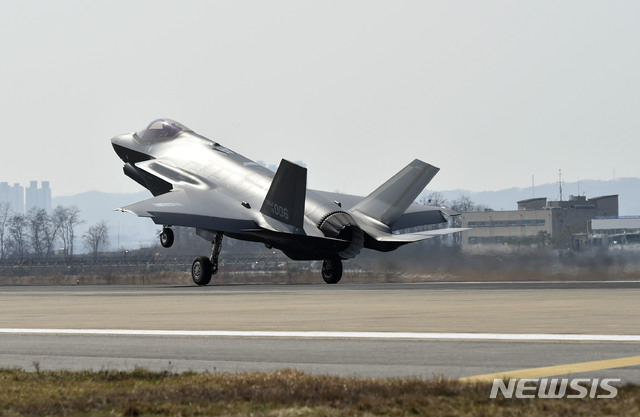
[159,227,174,248]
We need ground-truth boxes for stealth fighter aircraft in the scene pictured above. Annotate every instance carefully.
[112,119,462,285]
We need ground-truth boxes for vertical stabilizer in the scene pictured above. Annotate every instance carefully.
[260,159,307,229]
[351,159,439,228]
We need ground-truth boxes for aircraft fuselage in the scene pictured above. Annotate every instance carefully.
[112,124,359,260]
[112,119,456,285]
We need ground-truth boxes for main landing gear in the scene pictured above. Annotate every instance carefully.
[160,227,343,285]
[191,231,223,286]
[321,258,343,284]
[159,227,223,286]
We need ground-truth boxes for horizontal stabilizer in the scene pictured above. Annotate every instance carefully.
[359,222,468,252]
[375,228,468,242]
[391,207,448,232]
[260,159,307,230]
[351,159,439,228]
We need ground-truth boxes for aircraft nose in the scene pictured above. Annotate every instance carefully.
[111,133,135,162]
[110,133,129,146]
[111,133,151,163]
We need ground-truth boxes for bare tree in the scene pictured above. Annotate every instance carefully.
[8,214,29,260]
[52,206,67,255]
[66,206,82,256]
[420,191,448,207]
[448,194,489,228]
[31,208,59,259]
[53,205,83,257]
[27,208,51,258]
[449,194,488,213]
[83,220,110,260]
[0,203,11,259]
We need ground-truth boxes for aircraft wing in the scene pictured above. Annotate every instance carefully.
[117,188,258,232]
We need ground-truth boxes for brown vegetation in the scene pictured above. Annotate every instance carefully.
[2,242,640,285]
[3,268,640,286]
[1,368,639,417]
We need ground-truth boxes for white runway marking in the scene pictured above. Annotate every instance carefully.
[1,329,639,342]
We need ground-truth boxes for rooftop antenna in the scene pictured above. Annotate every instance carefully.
[531,175,535,198]
[558,169,563,201]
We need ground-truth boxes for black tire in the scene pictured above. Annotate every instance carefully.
[321,258,343,284]
[192,256,212,286]
[160,228,174,248]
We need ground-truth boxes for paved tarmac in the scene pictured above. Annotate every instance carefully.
[0,281,639,382]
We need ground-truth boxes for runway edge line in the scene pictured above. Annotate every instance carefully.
[1,329,640,342]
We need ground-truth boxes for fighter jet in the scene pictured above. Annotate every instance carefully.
[111,119,462,285]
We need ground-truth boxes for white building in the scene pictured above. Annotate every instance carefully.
[0,182,25,214]
[0,181,51,214]
[589,217,640,247]
[25,181,52,213]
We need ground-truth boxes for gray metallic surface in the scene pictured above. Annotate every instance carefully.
[112,119,458,263]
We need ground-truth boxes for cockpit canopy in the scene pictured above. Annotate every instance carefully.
[135,119,192,142]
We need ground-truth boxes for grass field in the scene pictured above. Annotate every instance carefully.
[1,368,639,416]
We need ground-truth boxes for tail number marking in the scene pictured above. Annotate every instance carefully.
[264,200,289,221]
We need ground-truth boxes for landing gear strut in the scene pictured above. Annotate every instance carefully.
[209,232,223,275]
[321,258,343,284]
[191,232,223,286]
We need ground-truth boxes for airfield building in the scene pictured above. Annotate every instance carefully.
[588,216,640,248]
[461,194,618,252]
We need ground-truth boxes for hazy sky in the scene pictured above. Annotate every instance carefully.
[1,1,638,197]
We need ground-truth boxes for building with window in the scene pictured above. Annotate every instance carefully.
[0,182,25,214]
[25,180,52,213]
[461,195,618,252]
[0,181,52,214]
[588,216,640,248]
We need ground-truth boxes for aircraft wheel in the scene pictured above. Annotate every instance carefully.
[160,228,174,248]
[192,256,212,286]
[321,258,343,284]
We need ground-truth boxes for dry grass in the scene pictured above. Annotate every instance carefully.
[4,267,640,286]
[0,368,638,416]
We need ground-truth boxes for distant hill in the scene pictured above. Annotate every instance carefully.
[429,177,640,215]
[53,177,640,253]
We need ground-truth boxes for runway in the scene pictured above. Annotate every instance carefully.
[0,281,639,382]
